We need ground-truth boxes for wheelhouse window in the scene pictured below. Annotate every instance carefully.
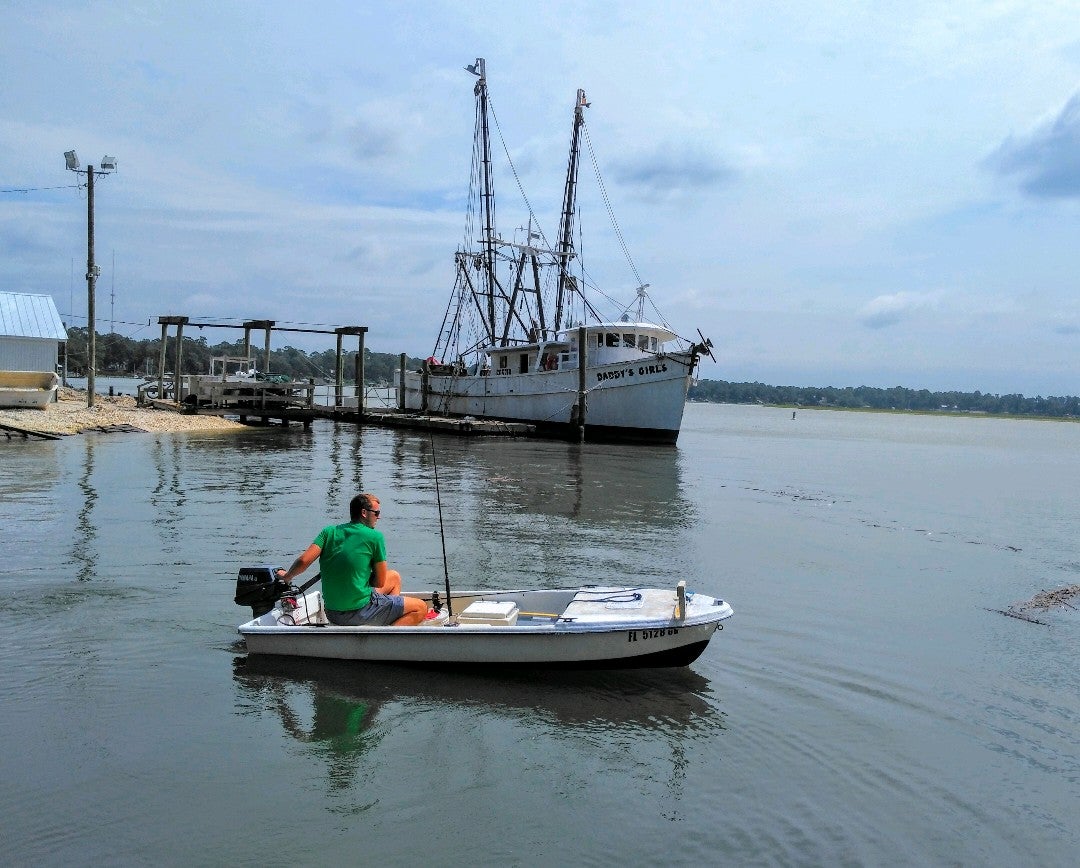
[637,335,650,350]
[605,333,619,347]
[650,337,658,351]
[623,333,635,347]
[519,354,529,374]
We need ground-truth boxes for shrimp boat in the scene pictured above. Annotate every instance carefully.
[235,567,733,669]
[400,58,715,445]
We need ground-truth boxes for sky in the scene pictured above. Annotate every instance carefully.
[3,0,1080,396]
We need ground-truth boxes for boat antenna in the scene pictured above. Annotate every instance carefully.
[430,432,454,616]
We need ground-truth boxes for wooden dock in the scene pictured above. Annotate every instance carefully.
[134,315,536,438]
[135,374,536,437]
[170,402,534,437]
[363,410,534,437]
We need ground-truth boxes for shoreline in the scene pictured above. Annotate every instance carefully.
[712,401,1080,423]
[0,387,246,436]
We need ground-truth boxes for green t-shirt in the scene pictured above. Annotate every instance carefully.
[314,521,387,612]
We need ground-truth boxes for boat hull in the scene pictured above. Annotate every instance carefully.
[402,353,694,444]
[240,623,721,668]
[238,587,733,669]
[0,371,58,409]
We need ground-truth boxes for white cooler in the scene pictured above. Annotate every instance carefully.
[457,600,519,626]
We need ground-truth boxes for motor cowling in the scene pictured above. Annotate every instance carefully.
[235,565,289,618]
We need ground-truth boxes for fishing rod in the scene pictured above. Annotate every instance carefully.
[430,433,454,616]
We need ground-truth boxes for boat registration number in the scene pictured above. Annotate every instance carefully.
[627,627,678,642]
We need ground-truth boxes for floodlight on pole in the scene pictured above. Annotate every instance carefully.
[64,149,117,408]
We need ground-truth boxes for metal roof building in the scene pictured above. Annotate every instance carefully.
[0,292,67,373]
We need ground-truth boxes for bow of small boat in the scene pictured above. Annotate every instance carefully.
[554,585,732,629]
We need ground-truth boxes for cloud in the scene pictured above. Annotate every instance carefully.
[990,92,1080,198]
[608,144,735,199]
[858,292,933,329]
[346,121,401,162]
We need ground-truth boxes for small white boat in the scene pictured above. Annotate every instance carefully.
[235,568,733,669]
[0,370,58,409]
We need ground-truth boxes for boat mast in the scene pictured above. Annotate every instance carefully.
[554,89,588,333]
[467,58,499,347]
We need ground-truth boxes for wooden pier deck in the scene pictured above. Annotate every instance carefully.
[137,375,537,437]
[171,402,535,437]
[363,410,533,437]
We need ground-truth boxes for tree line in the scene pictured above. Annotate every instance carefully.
[62,327,421,385]
[61,328,1078,417]
[687,379,1080,418]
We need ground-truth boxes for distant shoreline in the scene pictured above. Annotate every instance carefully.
[721,401,1080,423]
[689,379,1080,420]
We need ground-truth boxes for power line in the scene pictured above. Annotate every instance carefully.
[1,183,81,193]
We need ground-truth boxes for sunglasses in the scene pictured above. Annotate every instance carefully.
[365,508,381,516]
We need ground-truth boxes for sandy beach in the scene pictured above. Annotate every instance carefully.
[0,387,246,436]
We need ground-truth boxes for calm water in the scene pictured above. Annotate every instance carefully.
[1,403,1077,865]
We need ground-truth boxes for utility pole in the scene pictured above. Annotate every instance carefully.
[86,164,97,406]
[65,150,116,408]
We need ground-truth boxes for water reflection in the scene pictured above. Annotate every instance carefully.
[387,431,693,529]
[233,653,725,817]
[233,657,384,793]
[326,423,365,505]
[150,438,187,556]
[0,441,61,500]
[152,427,323,523]
[234,654,724,734]
[72,439,98,582]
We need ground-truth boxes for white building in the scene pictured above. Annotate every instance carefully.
[0,292,67,373]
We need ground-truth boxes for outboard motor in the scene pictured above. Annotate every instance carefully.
[235,565,289,618]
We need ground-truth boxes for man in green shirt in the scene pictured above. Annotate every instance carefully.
[277,493,427,626]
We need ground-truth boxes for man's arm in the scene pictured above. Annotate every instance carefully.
[371,560,388,591]
[277,543,321,583]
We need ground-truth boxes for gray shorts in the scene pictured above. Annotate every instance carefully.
[327,591,405,626]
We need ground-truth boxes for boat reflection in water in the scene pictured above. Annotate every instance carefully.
[233,653,725,811]
[389,432,692,530]
[234,652,724,740]
[233,655,386,794]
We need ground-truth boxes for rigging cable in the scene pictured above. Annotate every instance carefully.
[582,123,645,292]
[488,96,554,255]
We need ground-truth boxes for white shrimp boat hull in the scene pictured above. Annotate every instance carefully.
[238,586,733,669]
[403,354,693,443]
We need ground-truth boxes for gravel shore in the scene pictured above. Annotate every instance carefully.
[0,387,246,436]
